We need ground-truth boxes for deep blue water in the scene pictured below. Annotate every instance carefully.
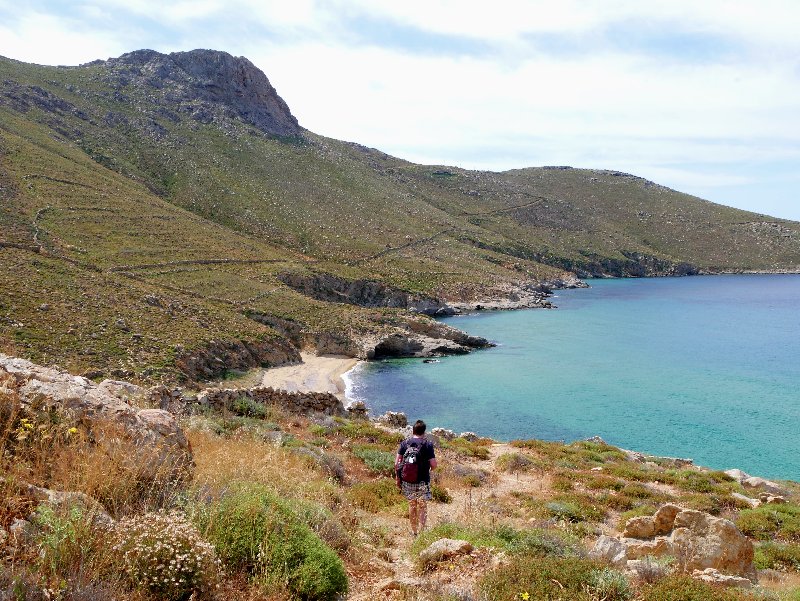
[346,275,800,481]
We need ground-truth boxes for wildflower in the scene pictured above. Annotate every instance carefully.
[519,593,530,601]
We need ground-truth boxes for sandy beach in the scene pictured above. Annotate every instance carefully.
[260,352,359,400]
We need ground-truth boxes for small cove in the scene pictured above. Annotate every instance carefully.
[346,274,800,481]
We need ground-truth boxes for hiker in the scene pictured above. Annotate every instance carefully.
[395,419,437,536]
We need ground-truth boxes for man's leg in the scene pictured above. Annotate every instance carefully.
[418,498,428,532]
[408,499,419,534]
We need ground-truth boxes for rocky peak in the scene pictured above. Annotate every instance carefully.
[105,48,301,137]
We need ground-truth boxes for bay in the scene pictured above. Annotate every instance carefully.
[346,274,800,481]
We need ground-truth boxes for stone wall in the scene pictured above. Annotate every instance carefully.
[196,386,345,416]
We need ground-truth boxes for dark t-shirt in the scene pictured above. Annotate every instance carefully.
[397,436,436,483]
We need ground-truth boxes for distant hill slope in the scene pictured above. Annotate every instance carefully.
[2,50,799,381]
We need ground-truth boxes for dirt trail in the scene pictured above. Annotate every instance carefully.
[347,443,552,599]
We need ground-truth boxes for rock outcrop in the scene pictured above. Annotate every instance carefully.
[175,338,300,382]
[725,469,787,496]
[0,354,192,482]
[419,539,474,565]
[591,505,757,584]
[101,49,301,137]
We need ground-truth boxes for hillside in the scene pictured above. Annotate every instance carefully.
[2,49,800,382]
[3,354,800,600]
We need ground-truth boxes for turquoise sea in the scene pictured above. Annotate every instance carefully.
[346,275,800,481]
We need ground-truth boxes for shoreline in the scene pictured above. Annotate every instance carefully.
[260,352,360,401]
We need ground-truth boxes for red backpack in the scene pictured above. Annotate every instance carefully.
[399,439,423,483]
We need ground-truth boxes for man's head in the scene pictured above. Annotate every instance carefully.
[412,419,426,436]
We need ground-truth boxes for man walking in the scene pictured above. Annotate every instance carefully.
[395,419,437,536]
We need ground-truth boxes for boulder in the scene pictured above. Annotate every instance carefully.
[589,535,627,567]
[610,506,757,582]
[673,510,756,581]
[0,354,192,482]
[725,469,750,483]
[26,484,114,529]
[378,411,408,428]
[623,537,674,560]
[741,476,787,496]
[731,492,760,508]
[419,538,473,564]
[377,577,423,591]
[431,427,455,441]
[759,494,787,505]
[624,516,656,539]
[459,432,478,442]
[692,568,753,588]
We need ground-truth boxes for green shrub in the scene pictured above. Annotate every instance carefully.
[412,522,579,560]
[462,474,482,487]
[31,504,94,580]
[754,541,800,572]
[585,475,626,491]
[112,510,220,600]
[587,567,632,601]
[431,484,452,504]
[495,452,533,473]
[308,424,328,437]
[352,444,395,475]
[444,437,490,460]
[333,419,402,446]
[347,478,405,513]
[191,483,347,600]
[479,555,600,601]
[640,575,760,600]
[552,474,576,492]
[544,494,605,523]
[736,503,800,541]
[231,396,268,419]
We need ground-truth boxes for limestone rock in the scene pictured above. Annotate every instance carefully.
[612,506,757,582]
[26,484,114,530]
[692,568,753,588]
[9,518,35,545]
[97,379,144,402]
[0,354,192,482]
[731,492,760,508]
[741,476,786,496]
[623,537,674,560]
[653,504,681,534]
[589,535,627,567]
[759,494,787,505]
[460,431,478,441]
[346,400,368,418]
[725,469,750,483]
[378,411,408,428]
[624,516,656,539]
[431,427,455,441]
[419,538,473,564]
[377,577,423,591]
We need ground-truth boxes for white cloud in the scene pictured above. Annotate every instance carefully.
[1,0,799,218]
[0,12,128,65]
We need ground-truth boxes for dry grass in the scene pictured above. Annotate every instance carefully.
[188,429,341,508]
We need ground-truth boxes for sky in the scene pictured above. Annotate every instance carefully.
[1,1,799,221]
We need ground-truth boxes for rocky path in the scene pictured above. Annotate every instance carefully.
[347,443,551,599]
